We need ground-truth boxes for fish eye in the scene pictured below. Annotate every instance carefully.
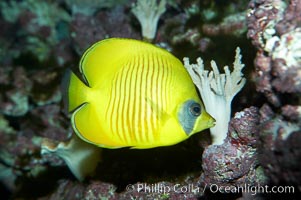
[190,103,201,116]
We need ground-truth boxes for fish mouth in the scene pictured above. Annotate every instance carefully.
[208,117,216,128]
[199,111,216,129]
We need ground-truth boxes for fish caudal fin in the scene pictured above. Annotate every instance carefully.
[67,72,90,112]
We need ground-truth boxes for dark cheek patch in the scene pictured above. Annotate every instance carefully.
[178,100,200,135]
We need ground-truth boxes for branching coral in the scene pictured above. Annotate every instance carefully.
[184,48,246,145]
[131,0,166,41]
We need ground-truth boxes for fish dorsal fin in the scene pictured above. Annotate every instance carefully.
[79,39,124,87]
[79,38,163,88]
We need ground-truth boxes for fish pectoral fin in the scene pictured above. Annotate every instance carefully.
[145,97,170,125]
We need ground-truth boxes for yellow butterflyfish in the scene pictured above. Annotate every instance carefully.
[67,38,215,149]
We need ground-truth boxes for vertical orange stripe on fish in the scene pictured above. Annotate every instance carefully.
[120,63,131,144]
[126,59,135,142]
[163,56,171,115]
[157,52,164,132]
[144,51,152,143]
[139,53,146,142]
[148,51,156,141]
[134,55,142,143]
[131,56,139,143]
[152,52,160,140]
[106,70,118,140]
[114,67,126,142]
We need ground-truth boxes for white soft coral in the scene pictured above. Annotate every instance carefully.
[131,0,166,41]
[184,48,246,145]
[41,134,101,181]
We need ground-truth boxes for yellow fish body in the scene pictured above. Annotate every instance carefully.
[67,38,215,149]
